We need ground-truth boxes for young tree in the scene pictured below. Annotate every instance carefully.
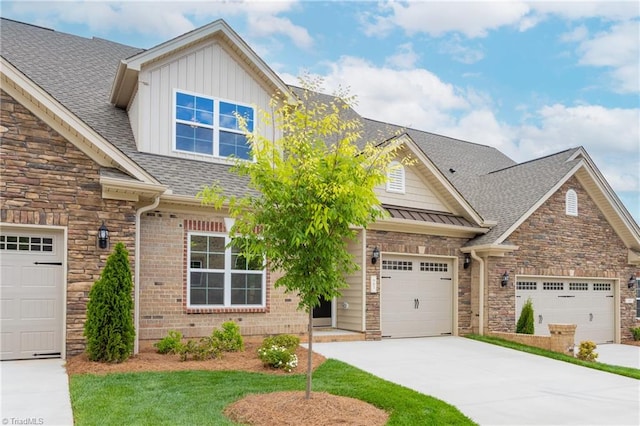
[516,297,535,335]
[199,77,404,398]
[84,242,135,362]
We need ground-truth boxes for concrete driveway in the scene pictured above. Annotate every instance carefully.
[312,337,640,425]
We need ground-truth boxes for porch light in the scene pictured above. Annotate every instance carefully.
[371,247,380,264]
[501,271,509,287]
[463,254,471,269]
[628,275,637,289]
[98,221,109,249]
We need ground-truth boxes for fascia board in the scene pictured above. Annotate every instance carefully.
[368,217,488,238]
[1,58,159,185]
[460,244,519,256]
[100,176,167,198]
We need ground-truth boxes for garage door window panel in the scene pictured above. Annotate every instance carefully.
[1,235,53,252]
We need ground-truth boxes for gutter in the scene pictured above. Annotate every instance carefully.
[470,250,485,336]
[134,195,161,354]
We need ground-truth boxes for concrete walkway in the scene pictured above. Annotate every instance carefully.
[312,337,640,425]
[1,359,73,426]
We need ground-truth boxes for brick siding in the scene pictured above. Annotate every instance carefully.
[138,211,307,342]
[0,90,137,355]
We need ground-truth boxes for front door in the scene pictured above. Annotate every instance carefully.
[312,297,332,327]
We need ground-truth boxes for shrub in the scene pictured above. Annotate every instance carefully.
[261,334,300,352]
[154,330,183,354]
[258,345,298,373]
[576,340,598,362]
[212,321,244,352]
[516,298,535,335]
[175,338,222,362]
[631,327,640,341]
[84,242,135,363]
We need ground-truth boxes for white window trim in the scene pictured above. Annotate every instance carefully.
[386,161,405,193]
[566,189,578,216]
[172,89,255,160]
[187,232,266,308]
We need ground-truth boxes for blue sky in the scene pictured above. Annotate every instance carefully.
[2,0,639,222]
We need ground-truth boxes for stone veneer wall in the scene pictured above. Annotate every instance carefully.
[0,90,137,356]
[365,230,471,339]
[485,177,639,340]
[490,324,577,355]
[138,211,307,342]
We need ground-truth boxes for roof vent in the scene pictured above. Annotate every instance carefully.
[449,168,456,174]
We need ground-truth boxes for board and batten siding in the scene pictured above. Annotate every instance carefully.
[375,163,449,212]
[336,230,365,331]
[131,39,275,158]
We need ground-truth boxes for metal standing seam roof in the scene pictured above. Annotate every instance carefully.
[384,205,476,228]
[0,18,587,243]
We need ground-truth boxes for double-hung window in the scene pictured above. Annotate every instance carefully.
[174,90,254,160]
[188,233,265,307]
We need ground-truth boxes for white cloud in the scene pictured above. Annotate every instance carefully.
[438,35,485,64]
[384,43,419,69]
[313,56,470,130]
[528,1,640,21]
[5,0,310,48]
[516,104,639,192]
[575,20,640,93]
[364,1,531,38]
[246,14,313,49]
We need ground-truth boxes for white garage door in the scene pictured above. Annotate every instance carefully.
[516,277,614,344]
[381,255,453,338]
[0,228,64,360]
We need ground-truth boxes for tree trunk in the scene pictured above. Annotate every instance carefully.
[306,308,313,399]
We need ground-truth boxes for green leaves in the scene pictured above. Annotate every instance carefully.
[199,77,403,314]
[84,242,135,363]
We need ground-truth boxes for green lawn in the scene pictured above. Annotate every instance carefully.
[70,359,475,425]
[466,334,640,380]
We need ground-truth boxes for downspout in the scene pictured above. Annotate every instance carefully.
[134,195,161,354]
[470,250,485,336]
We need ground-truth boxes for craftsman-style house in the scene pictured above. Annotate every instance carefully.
[1,18,638,360]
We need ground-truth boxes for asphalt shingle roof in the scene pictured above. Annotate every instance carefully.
[1,18,579,244]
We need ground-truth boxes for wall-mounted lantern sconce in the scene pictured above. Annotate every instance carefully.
[501,271,509,287]
[371,247,380,265]
[463,254,471,269]
[98,221,109,249]
[628,275,637,289]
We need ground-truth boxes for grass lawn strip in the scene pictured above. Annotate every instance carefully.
[70,359,475,425]
[467,334,640,380]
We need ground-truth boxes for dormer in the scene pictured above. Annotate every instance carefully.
[110,19,290,163]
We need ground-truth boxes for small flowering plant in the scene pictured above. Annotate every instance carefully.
[257,345,298,373]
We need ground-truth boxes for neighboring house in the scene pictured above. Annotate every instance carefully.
[1,18,638,361]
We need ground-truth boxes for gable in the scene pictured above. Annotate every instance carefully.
[131,38,276,160]
[508,176,630,264]
[376,149,451,213]
[489,151,640,257]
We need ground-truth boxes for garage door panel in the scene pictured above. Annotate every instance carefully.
[381,256,453,338]
[0,228,64,360]
[516,278,614,344]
